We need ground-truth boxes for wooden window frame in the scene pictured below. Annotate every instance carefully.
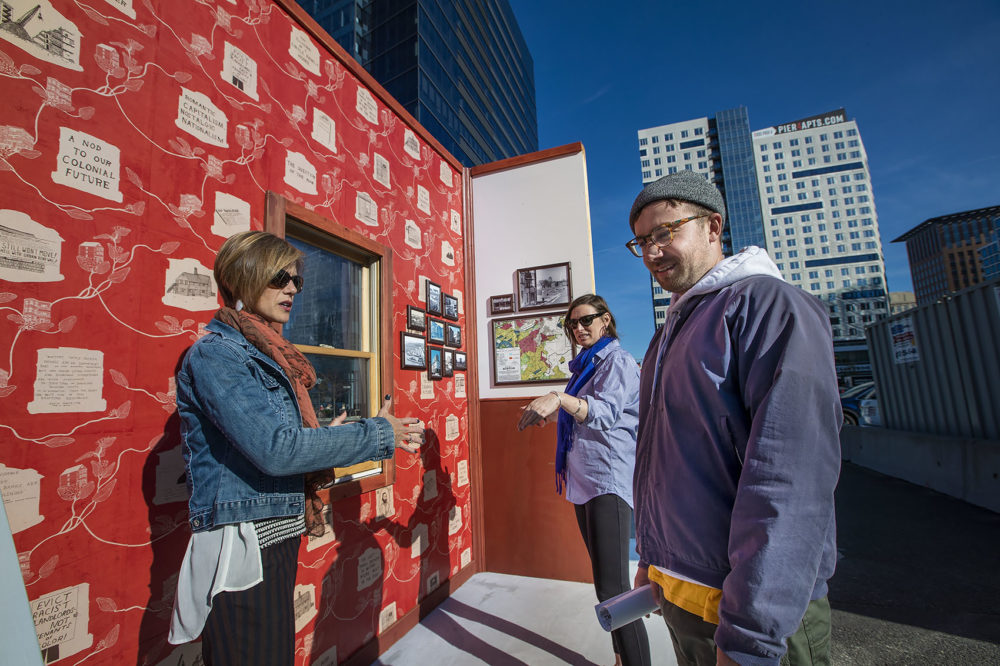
[265,192,395,502]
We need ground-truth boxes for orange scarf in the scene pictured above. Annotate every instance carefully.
[214,307,334,537]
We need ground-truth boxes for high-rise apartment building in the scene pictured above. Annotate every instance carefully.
[893,204,1000,304]
[751,109,888,345]
[302,0,538,167]
[637,108,888,382]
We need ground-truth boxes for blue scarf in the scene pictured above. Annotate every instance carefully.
[555,335,614,494]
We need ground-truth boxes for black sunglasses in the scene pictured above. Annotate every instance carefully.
[269,269,304,293]
[565,312,605,329]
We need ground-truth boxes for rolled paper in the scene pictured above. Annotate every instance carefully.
[594,584,659,632]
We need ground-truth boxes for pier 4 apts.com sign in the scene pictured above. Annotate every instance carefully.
[752,108,847,138]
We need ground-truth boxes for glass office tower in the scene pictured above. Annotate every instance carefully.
[716,107,766,253]
[303,0,538,167]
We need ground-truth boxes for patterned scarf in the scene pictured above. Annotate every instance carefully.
[214,307,333,537]
[555,335,614,494]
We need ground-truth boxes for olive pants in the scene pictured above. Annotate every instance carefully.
[660,595,831,666]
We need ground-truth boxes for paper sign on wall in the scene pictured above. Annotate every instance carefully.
[312,109,337,153]
[0,464,45,533]
[30,583,95,661]
[51,128,123,202]
[176,88,228,147]
[0,210,64,282]
[222,42,259,100]
[284,150,318,195]
[891,316,919,364]
[289,26,320,75]
[28,348,106,414]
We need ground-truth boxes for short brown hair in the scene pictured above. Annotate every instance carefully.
[213,231,303,314]
[563,293,618,339]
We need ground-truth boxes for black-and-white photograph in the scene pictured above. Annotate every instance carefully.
[516,262,572,312]
[445,323,462,348]
[443,349,454,377]
[454,351,467,371]
[428,318,445,345]
[400,331,426,370]
[428,347,443,380]
[407,305,426,331]
[426,281,442,316]
[443,293,459,320]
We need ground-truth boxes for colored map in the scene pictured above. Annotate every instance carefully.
[492,315,573,383]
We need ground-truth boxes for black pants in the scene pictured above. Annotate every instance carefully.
[201,536,300,666]
[575,494,651,666]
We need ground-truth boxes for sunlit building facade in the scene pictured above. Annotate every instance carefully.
[893,204,1000,304]
[751,109,889,349]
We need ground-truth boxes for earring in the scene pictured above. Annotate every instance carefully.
[235,299,244,311]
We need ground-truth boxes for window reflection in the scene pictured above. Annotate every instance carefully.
[284,236,364,350]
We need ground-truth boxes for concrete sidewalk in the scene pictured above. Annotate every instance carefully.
[374,463,1000,665]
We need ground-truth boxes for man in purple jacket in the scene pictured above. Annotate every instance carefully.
[625,171,842,666]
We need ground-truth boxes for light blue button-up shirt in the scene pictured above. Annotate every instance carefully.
[564,338,640,507]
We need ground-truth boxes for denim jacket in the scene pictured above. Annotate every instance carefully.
[176,319,394,532]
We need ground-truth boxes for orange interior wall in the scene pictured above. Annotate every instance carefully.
[479,398,593,583]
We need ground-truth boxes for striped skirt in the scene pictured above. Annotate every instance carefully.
[201,536,300,666]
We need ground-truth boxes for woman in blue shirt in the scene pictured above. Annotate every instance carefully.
[169,230,423,666]
[518,294,650,666]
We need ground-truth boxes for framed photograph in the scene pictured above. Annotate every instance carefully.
[400,331,426,370]
[488,294,515,316]
[443,349,454,377]
[428,346,443,380]
[407,305,426,332]
[454,351,467,371]
[426,281,442,316]
[445,323,462,348]
[492,314,575,385]
[427,318,445,345]
[516,262,572,312]
[442,293,459,321]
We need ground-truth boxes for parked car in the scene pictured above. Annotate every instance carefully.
[840,381,876,426]
[860,393,881,427]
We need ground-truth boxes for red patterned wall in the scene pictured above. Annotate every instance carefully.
[0,1,471,663]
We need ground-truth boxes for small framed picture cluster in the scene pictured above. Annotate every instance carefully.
[399,279,464,380]
[486,262,575,385]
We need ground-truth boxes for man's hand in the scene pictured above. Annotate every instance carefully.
[377,396,424,453]
[716,647,738,666]
[634,565,663,616]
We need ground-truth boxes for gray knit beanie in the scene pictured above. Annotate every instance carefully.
[628,170,726,230]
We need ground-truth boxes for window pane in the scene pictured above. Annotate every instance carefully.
[305,354,371,423]
[284,236,365,349]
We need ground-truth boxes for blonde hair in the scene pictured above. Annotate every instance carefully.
[213,231,303,315]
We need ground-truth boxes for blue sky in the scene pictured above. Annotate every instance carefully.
[506,0,1000,359]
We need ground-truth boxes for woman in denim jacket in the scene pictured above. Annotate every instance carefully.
[168,231,423,665]
[517,294,650,666]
